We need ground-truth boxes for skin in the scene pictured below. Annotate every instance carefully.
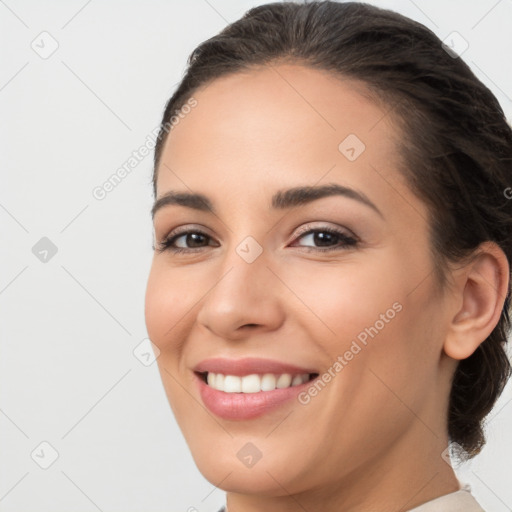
[144,63,509,512]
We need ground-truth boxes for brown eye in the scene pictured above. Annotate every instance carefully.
[156,230,216,253]
[291,227,358,251]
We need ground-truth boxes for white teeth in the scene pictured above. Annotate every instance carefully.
[223,375,242,393]
[241,374,261,393]
[291,374,303,386]
[215,373,225,389]
[261,373,276,391]
[276,373,292,388]
[205,372,311,393]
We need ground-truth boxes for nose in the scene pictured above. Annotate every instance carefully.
[195,247,285,341]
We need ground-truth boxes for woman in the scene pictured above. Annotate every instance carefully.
[144,1,512,510]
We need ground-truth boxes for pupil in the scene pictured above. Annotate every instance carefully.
[314,232,337,246]
[188,233,206,247]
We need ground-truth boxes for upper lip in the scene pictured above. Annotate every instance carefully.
[193,357,318,376]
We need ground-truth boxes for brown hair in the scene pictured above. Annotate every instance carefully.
[152,1,512,459]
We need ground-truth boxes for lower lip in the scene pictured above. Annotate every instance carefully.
[195,373,317,420]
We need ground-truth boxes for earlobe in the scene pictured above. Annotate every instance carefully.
[443,241,510,361]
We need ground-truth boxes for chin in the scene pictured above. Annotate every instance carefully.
[188,437,317,496]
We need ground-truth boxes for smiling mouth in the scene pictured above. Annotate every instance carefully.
[196,371,319,393]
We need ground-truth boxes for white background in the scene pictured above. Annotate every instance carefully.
[1,1,512,511]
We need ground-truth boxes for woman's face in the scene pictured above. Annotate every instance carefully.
[145,64,457,496]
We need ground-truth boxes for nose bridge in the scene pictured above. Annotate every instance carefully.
[215,214,271,289]
[196,235,284,337]
[208,235,270,308]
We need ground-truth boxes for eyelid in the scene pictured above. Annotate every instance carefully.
[160,222,355,242]
[161,223,215,241]
[159,228,357,257]
[291,222,357,241]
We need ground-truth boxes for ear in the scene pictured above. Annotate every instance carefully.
[443,241,510,360]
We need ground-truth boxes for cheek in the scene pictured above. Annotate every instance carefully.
[144,263,199,421]
[277,255,404,348]
[144,261,196,350]
[144,270,170,348]
[335,272,443,430]
[282,250,438,390]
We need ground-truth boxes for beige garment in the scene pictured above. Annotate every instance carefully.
[407,483,485,512]
[219,482,486,511]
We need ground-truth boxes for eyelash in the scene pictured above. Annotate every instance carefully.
[155,225,358,254]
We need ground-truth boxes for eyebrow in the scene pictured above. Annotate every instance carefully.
[151,183,383,219]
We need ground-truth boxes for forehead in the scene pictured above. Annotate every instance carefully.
[156,63,421,223]
[164,63,396,162]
